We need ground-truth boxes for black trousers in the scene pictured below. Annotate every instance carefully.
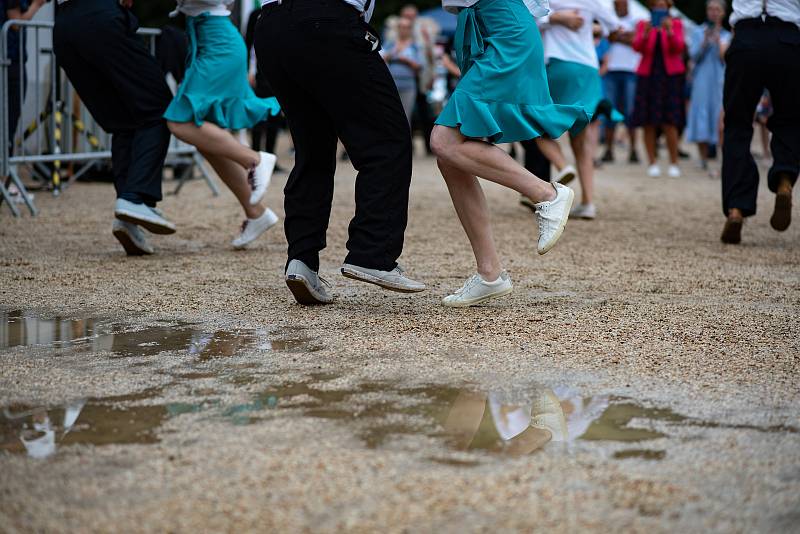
[255,0,412,272]
[520,139,551,182]
[6,61,25,154]
[53,0,172,206]
[721,17,800,217]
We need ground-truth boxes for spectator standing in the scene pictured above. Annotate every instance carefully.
[601,0,642,164]
[686,0,730,171]
[720,0,799,243]
[381,17,423,125]
[631,0,686,178]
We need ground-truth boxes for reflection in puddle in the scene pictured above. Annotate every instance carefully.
[0,310,321,357]
[4,373,792,461]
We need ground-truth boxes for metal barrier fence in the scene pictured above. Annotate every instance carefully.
[0,20,219,217]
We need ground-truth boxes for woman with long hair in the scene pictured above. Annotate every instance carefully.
[165,0,281,249]
[430,0,591,308]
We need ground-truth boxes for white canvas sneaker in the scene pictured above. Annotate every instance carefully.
[534,183,574,255]
[647,164,661,178]
[114,198,176,234]
[231,208,279,249]
[569,203,596,220]
[667,164,681,178]
[285,259,333,305]
[553,164,577,185]
[112,219,154,255]
[341,263,425,293]
[442,271,513,308]
[248,152,277,205]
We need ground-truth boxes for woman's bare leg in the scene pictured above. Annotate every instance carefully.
[430,125,556,203]
[534,136,569,170]
[570,128,594,205]
[664,125,680,164]
[644,125,658,164]
[200,151,265,219]
[168,121,261,170]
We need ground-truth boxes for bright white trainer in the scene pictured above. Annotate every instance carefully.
[667,164,681,178]
[569,203,596,220]
[534,182,574,255]
[553,164,577,185]
[248,151,277,205]
[529,389,568,442]
[114,198,176,234]
[442,271,512,308]
[647,164,661,178]
[112,219,154,256]
[285,259,333,305]
[341,263,425,293]
[231,208,279,249]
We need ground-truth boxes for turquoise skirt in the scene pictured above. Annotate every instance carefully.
[435,0,591,143]
[164,14,280,129]
[546,58,624,123]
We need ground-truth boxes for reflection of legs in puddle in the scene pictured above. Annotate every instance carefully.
[21,412,56,459]
[444,391,487,449]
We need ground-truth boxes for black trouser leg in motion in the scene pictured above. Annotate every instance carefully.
[53,0,172,206]
[255,0,412,272]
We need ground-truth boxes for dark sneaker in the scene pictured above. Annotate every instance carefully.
[721,217,743,244]
[770,190,792,232]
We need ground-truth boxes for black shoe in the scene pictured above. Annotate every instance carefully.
[678,149,691,160]
[721,217,743,244]
[770,190,792,232]
[601,150,614,163]
[628,151,639,164]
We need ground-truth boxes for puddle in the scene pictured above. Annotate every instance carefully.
[0,310,321,357]
[3,373,794,461]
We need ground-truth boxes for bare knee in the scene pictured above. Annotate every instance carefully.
[430,125,460,163]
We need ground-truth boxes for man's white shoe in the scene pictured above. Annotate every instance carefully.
[341,263,425,293]
[231,208,279,249]
[667,164,681,178]
[647,164,661,178]
[285,259,333,305]
[112,219,154,256]
[553,164,577,185]
[442,271,513,308]
[248,152,277,205]
[534,183,574,255]
[529,389,568,442]
[569,203,596,220]
[114,198,176,234]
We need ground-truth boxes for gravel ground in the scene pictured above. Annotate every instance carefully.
[0,144,798,532]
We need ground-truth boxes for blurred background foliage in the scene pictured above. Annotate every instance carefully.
[133,0,710,31]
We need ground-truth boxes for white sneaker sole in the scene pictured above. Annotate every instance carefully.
[115,208,176,235]
[341,266,425,293]
[554,166,576,186]
[442,285,513,308]
[538,187,574,256]
[285,274,332,305]
[112,227,153,256]
[250,153,276,205]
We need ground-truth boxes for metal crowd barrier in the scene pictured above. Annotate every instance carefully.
[0,20,219,217]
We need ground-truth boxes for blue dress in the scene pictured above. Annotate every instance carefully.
[164,14,281,129]
[686,25,730,144]
[435,0,591,144]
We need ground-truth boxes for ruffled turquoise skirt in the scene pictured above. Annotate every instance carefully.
[435,0,591,143]
[164,14,280,129]
[547,58,624,123]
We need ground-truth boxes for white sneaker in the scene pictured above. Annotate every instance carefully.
[569,203,596,220]
[114,198,176,234]
[647,164,661,178]
[442,271,513,308]
[248,152,277,205]
[231,208,279,249]
[112,219,154,255]
[553,164,577,185]
[341,263,425,293]
[667,164,681,178]
[285,259,333,305]
[534,183,574,255]
[529,389,568,442]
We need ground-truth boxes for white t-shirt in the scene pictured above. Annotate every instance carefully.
[606,13,641,73]
[730,0,800,29]
[539,0,620,69]
[261,0,376,22]
[172,0,233,17]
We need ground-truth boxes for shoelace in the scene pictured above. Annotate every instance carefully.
[239,220,249,233]
[316,275,332,289]
[247,167,257,190]
[454,274,481,296]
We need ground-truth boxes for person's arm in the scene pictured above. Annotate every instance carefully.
[546,10,585,31]
[441,53,461,78]
[6,0,46,22]
[593,2,621,37]
[689,27,709,63]
[663,17,685,54]
[632,20,649,52]
[395,46,422,72]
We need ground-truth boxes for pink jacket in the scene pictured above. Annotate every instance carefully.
[632,19,686,76]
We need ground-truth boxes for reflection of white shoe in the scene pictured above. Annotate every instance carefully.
[530,390,568,442]
[569,203,596,220]
[553,165,577,185]
[667,164,681,178]
[248,152,277,205]
[442,271,513,308]
[534,183,574,255]
[231,208,279,249]
[647,164,661,178]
